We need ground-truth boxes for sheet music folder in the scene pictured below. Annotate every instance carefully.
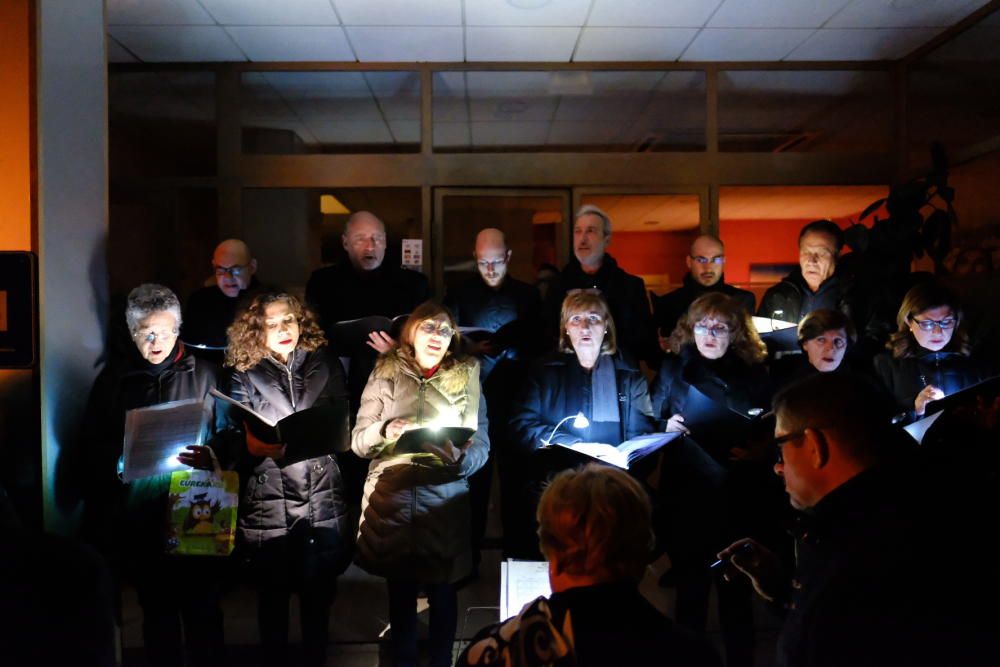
[544,432,681,470]
[122,398,210,482]
[500,559,550,621]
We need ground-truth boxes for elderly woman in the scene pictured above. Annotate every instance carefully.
[874,281,987,422]
[651,292,774,667]
[457,465,720,667]
[771,308,856,389]
[80,283,228,667]
[351,300,489,667]
[225,291,351,667]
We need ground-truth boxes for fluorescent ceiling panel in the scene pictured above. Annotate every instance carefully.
[681,28,814,60]
[333,0,461,26]
[199,0,340,25]
[346,27,464,61]
[575,27,697,61]
[466,27,579,61]
[107,0,213,25]
[709,0,851,28]
[225,27,355,61]
[788,28,938,60]
[109,26,247,61]
[587,0,722,27]
[465,0,591,26]
[829,0,991,28]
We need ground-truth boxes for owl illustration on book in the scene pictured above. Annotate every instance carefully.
[183,492,221,535]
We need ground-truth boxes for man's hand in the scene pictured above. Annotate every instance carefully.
[385,418,416,441]
[717,538,784,603]
[915,384,945,416]
[245,424,286,460]
[367,331,398,354]
[177,444,216,470]
[665,414,690,434]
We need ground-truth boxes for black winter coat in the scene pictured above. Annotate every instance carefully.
[549,254,658,366]
[229,347,352,571]
[758,269,845,324]
[873,349,987,421]
[654,273,756,338]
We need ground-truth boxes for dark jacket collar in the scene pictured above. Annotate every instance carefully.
[682,272,732,292]
[542,351,638,373]
[562,252,623,283]
[781,267,840,295]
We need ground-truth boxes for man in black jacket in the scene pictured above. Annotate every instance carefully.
[305,211,429,503]
[717,372,992,667]
[655,234,755,338]
[758,220,846,324]
[548,205,657,366]
[445,228,542,561]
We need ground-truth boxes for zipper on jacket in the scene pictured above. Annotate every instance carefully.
[417,380,427,424]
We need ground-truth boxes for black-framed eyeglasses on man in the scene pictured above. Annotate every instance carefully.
[690,255,724,265]
[214,264,249,278]
[773,427,830,463]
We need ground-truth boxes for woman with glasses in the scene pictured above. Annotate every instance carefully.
[80,283,231,667]
[225,291,351,667]
[351,300,489,667]
[772,309,856,389]
[508,291,657,555]
[874,281,987,422]
[650,292,774,667]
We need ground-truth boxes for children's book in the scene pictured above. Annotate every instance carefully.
[165,469,238,557]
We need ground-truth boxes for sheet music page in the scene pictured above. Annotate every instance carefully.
[501,559,551,620]
[123,398,207,482]
[752,315,797,333]
[903,410,944,445]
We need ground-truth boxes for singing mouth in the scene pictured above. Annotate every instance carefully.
[279,338,293,346]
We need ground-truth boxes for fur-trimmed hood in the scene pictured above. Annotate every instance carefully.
[374,349,477,398]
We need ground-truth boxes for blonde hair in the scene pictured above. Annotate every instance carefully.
[537,464,653,582]
[558,291,617,355]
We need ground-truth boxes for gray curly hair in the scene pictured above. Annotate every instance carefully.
[125,283,182,334]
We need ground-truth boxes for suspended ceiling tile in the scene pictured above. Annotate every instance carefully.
[587,0,721,27]
[107,37,138,63]
[109,26,248,62]
[346,27,464,61]
[199,0,340,25]
[386,119,420,143]
[708,0,851,29]
[225,26,356,61]
[681,28,814,60]
[365,71,422,96]
[787,28,939,60]
[262,71,370,96]
[377,95,421,121]
[465,0,591,27]
[471,121,551,146]
[308,119,394,144]
[468,96,558,122]
[107,0,213,25]
[333,0,461,26]
[575,27,698,61]
[829,0,991,28]
[547,120,627,144]
[466,27,579,61]
[433,122,472,147]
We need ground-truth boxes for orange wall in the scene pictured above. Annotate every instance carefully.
[610,230,695,287]
[0,0,33,251]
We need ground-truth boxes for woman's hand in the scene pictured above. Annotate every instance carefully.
[665,414,690,434]
[367,331,398,354]
[245,423,286,460]
[915,384,945,416]
[384,418,415,441]
[176,445,216,471]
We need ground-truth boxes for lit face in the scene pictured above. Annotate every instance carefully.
[264,301,300,362]
[798,231,838,292]
[908,305,956,352]
[773,415,819,511]
[213,244,255,298]
[565,309,607,356]
[573,213,610,269]
[133,311,179,365]
[343,216,387,271]
[802,328,848,372]
[475,246,511,289]
[693,315,730,359]
[686,237,725,287]
[412,316,454,371]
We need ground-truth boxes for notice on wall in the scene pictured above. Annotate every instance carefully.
[401,239,423,270]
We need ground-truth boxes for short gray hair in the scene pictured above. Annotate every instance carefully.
[574,204,612,237]
[125,283,182,334]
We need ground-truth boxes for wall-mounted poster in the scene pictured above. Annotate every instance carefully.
[401,239,423,270]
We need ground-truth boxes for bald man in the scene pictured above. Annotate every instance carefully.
[445,228,543,560]
[183,239,261,358]
[654,235,755,339]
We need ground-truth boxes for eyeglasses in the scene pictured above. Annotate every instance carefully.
[773,427,828,463]
[477,259,507,270]
[690,255,724,265]
[418,321,454,338]
[133,328,178,344]
[911,317,957,332]
[567,313,604,328]
[214,264,249,278]
[693,323,729,337]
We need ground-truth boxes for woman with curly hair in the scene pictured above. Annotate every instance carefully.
[224,290,350,667]
[650,292,775,667]
[351,300,489,667]
[874,281,987,422]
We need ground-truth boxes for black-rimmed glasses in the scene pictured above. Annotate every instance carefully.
[690,255,724,265]
[911,317,957,332]
[214,264,249,278]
